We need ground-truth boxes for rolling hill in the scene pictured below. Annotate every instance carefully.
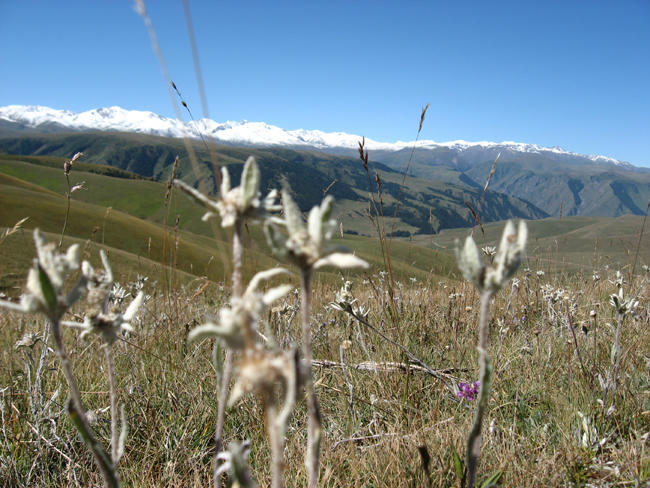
[0,133,548,234]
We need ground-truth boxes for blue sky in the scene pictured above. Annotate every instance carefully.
[1,0,649,166]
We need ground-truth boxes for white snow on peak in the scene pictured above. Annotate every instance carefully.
[0,104,631,167]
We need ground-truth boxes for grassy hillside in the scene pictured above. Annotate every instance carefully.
[414,215,650,272]
[0,161,460,296]
[0,132,549,233]
[464,159,650,217]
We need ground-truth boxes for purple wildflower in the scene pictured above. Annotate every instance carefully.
[457,381,480,401]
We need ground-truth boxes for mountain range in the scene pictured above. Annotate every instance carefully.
[0,105,637,168]
[1,104,648,224]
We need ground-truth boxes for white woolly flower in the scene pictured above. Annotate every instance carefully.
[63,293,144,346]
[61,250,145,345]
[609,287,638,316]
[174,156,279,227]
[265,189,369,272]
[228,346,297,407]
[456,220,527,294]
[188,268,292,349]
[0,229,85,320]
[330,280,371,319]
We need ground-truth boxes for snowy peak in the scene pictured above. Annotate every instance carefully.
[0,104,633,168]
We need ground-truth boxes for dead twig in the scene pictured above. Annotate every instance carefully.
[312,359,467,377]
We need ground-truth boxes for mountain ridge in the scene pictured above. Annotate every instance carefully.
[0,104,637,170]
[2,105,648,221]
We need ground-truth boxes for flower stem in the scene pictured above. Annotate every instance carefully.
[300,268,322,488]
[214,219,244,488]
[267,400,285,488]
[465,291,493,488]
[51,319,119,488]
[104,345,119,464]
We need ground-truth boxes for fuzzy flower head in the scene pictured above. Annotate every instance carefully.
[456,220,527,294]
[330,280,356,312]
[188,268,292,349]
[61,251,144,345]
[330,280,368,318]
[0,229,85,320]
[215,440,258,488]
[65,293,144,346]
[81,250,114,314]
[265,188,369,272]
[481,246,497,263]
[174,156,279,227]
[609,286,638,316]
[228,346,297,407]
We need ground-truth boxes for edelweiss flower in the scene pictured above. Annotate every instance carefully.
[330,280,356,312]
[0,229,85,320]
[456,220,527,294]
[188,268,292,349]
[63,293,144,346]
[609,287,638,316]
[228,346,297,407]
[62,250,144,345]
[174,156,279,227]
[265,189,369,271]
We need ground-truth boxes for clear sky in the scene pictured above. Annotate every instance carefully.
[1,0,649,166]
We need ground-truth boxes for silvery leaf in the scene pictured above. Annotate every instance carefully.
[123,292,144,322]
[174,179,219,212]
[281,189,305,238]
[245,268,291,296]
[313,253,369,270]
[262,285,293,306]
[241,157,260,207]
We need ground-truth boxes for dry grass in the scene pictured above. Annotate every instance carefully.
[1,260,648,486]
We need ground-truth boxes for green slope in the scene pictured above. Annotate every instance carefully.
[413,215,650,272]
[0,160,460,296]
[0,132,549,233]
[464,159,650,217]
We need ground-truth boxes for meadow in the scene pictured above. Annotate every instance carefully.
[0,150,648,488]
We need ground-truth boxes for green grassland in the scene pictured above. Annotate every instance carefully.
[0,157,460,296]
[414,215,650,273]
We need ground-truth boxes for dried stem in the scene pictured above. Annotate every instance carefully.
[564,303,591,385]
[59,171,72,248]
[300,268,322,488]
[465,291,493,488]
[603,310,625,408]
[346,308,454,389]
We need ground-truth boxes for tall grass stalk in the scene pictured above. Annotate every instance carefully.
[59,152,83,248]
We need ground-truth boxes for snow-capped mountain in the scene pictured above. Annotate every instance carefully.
[0,104,634,169]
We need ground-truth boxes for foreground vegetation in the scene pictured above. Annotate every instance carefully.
[1,216,648,486]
